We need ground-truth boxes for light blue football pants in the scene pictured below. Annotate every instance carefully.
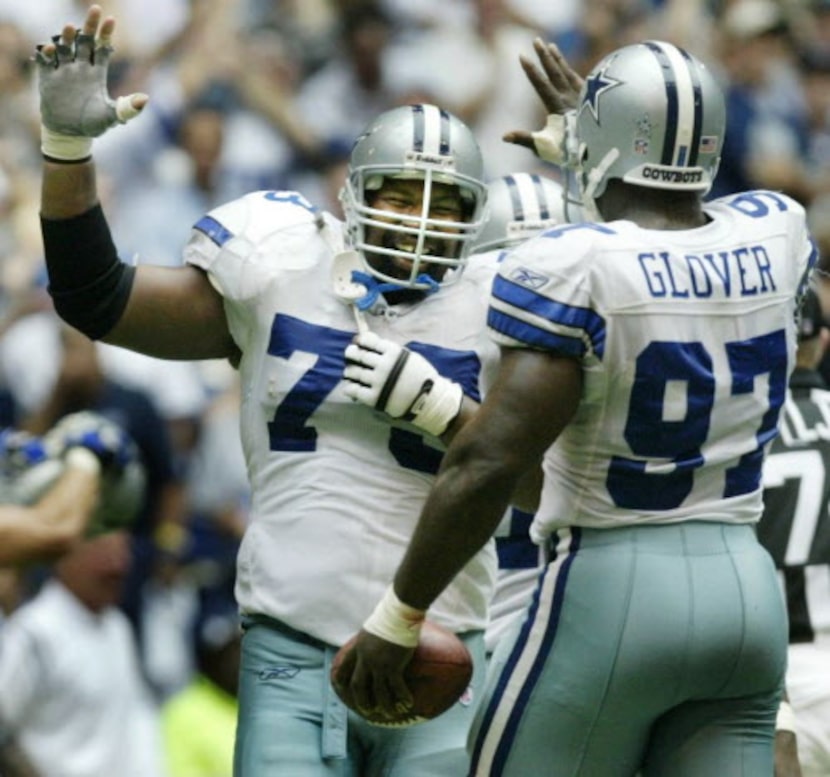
[233,616,486,776]
[472,522,788,777]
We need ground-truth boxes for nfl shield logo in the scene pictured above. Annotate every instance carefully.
[634,138,649,155]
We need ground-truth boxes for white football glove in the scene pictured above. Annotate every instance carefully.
[35,16,146,160]
[343,332,463,437]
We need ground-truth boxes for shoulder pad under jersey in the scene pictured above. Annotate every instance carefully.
[504,221,612,281]
[196,190,322,244]
[184,190,335,302]
[712,189,806,219]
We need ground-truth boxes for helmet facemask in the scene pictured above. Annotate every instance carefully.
[340,104,488,292]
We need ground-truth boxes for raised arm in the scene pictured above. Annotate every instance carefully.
[502,38,585,163]
[36,5,236,361]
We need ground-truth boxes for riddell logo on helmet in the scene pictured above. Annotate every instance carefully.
[641,167,703,184]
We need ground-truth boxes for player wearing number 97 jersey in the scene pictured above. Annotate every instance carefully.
[500,189,816,540]
[334,40,819,777]
[475,45,818,776]
[476,184,817,776]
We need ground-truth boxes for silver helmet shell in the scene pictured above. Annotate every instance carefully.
[472,173,568,254]
[574,41,725,211]
[340,104,488,290]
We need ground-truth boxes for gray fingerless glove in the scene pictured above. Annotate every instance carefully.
[35,31,146,160]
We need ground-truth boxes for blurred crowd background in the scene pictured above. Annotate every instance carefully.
[1,0,830,774]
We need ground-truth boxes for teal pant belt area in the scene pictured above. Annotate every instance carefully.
[563,519,762,553]
[234,613,486,776]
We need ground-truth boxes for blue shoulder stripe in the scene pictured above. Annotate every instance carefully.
[491,275,606,357]
[193,215,234,247]
[488,308,586,356]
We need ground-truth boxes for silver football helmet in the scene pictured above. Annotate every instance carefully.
[340,104,488,290]
[472,173,568,254]
[572,40,725,218]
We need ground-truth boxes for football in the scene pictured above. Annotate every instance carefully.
[331,620,474,727]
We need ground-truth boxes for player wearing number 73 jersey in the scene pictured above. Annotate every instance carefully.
[182,182,500,646]
[32,7,498,772]
[180,113,501,772]
[334,40,818,776]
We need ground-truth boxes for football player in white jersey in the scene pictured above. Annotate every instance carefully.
[33,6,504,774]
[468,173,568,659]
[334,39,818,776]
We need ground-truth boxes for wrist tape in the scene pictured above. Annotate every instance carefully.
[41,204,135,340]
[408,378,463,437]
[363,586,426,648]
[41,125,93,163]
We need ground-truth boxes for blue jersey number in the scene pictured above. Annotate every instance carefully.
[726,190,789,218]
[266,315,481,474]
[607,331,788,510]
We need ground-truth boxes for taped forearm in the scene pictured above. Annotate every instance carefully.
[40,204,135,340]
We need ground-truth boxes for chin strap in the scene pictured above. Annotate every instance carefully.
[351,271,439,310]
[580,148,620,222]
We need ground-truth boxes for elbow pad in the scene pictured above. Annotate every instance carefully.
[41,204,135,340]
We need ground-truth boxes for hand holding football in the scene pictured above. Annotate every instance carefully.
[331,620,473,727]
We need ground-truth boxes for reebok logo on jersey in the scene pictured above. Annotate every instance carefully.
[510,267,549,289]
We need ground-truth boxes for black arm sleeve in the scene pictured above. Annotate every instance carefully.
[41,204,136,340]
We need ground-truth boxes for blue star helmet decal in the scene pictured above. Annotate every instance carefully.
[581,62,623,123]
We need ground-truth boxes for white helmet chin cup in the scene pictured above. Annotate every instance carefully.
[575,40,725,204]
[340,104,488,289]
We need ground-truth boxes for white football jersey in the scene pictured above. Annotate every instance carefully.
[184,190,500,645]
[485,507,543,655]
[488,190,817,541]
